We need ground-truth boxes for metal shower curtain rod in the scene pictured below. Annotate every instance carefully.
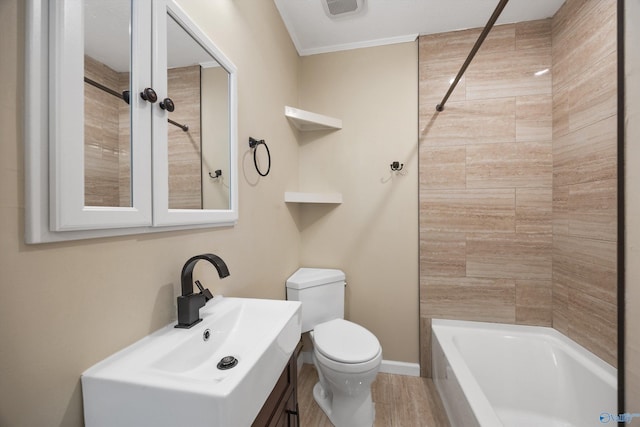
[435,0,510,112]
[84,77,189,132]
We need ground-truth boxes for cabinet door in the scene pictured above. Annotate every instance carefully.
[150,0,238,227]
[283,395,299,427]
[48,0,153,231]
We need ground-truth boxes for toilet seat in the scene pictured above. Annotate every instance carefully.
[313,318,381,363]
[313,343,382,375]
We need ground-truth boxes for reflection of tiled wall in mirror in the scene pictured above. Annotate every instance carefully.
[551,0,617,368]
[84,54,130,207]
[167,65,202,210]
[83,59,203,209]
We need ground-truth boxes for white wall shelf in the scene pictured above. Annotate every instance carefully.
[285,106,342,131]
[284,192,343,204]
[284,107,342,206]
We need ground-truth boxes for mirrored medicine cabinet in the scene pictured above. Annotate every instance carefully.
[25,0,238,243]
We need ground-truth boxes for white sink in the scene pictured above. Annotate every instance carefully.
[81,296,302,427]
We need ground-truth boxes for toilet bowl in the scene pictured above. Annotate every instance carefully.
[311,318,382,427]
[285,268,383,427]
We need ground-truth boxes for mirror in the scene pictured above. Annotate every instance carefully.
[81,1,232,211]
[83,0,133,208]
[149,1,238,227]
[165,14,231,210]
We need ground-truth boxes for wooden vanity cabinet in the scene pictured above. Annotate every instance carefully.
[252,342,303,427]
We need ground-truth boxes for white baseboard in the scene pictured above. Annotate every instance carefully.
[298,351,420,377]
[379,360,420,377]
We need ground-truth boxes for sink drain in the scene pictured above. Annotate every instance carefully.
[217,356,238,370]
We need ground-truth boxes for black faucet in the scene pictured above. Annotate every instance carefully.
[175,253,230,329]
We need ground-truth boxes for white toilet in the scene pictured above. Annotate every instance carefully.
[286,268,382,427]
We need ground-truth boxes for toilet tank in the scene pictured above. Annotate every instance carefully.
[286,268,345,333]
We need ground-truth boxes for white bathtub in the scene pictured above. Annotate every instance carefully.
[431,319,617,427]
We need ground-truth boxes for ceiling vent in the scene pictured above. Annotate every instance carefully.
[322,0,366,19]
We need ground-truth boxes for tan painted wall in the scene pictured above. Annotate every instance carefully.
[625,0,640,413]
[0,0,302,426]
[297,42,420,364]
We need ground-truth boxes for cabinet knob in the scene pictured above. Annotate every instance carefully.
[140,87,158,103]
[159,97,175,112]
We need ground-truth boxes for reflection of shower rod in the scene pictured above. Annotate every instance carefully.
[84,77,189,132]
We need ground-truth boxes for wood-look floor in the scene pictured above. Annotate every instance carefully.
[297,364,451,427]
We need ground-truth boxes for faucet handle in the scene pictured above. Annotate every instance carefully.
[195,280,214,302]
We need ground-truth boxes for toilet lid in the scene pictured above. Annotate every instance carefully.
[314,319,380,364]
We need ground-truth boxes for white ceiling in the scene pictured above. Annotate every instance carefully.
[274,0,566,56]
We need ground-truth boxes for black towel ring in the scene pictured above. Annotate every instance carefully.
[249,137,271,177]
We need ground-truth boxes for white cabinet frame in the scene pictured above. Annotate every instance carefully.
[48,0,153,231]
[151,1,238,226]
[24,0,238,243]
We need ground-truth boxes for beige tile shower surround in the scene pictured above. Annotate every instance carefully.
[551,0,617,368]
[419,0,618,376]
